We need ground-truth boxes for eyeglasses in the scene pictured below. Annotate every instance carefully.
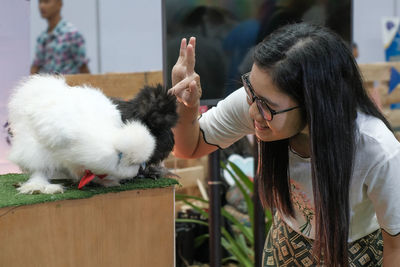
[241,72,300,121]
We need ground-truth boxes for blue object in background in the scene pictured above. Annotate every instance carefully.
[385,31,400,62]
[384,18,400,62]
[388,67,400,109]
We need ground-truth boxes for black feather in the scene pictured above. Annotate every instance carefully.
[111,84,178,178]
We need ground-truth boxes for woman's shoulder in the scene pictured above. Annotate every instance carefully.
[198,87,254,149]
[203,87,251,122]
[355,112,400,159]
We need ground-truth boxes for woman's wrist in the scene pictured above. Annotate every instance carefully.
[177,101,200,124]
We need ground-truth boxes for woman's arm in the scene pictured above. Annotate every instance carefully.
[172,93,217,158]
[382,230,400,266]
[169,37,218,158]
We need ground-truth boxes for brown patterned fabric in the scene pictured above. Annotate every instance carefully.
[263,214,383,266]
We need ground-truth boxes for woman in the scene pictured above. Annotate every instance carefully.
[169,23,400,266]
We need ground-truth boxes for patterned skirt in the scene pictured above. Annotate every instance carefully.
[263,214,383,266]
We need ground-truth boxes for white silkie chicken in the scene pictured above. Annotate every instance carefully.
[8,75,155,194]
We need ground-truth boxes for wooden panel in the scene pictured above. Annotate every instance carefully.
[65,71,163,100]
[165,155,208,197]
[359,62,400,131]
[0,187,175,267]
[359,62,400,83]
[174,165,204,187]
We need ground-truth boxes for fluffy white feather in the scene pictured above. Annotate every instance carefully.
[8,75,155,194]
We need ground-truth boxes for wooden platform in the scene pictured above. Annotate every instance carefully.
[0,175,176,267]
[65,71,163,100]
[359,62,400,132]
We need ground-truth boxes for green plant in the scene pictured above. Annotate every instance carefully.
[176,161,273,267]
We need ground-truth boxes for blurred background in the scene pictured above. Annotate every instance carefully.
[0,0,399,171]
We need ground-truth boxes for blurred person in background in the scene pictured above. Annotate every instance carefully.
[31,0,90,74]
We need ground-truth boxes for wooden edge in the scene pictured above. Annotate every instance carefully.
[359,62,400,83]
[64,71,163,99]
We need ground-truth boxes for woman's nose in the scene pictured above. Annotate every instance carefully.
[249,101,263,121]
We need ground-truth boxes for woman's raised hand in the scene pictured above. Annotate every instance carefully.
[168,37,202,108]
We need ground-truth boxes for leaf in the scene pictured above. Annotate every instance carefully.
[265,209,273,233]
[176,162,274,266]
[228,161,254,193]
[176,193,208,203]
[236,233,253,258]
[221,162,254,227]
[194,233,209,248]
[221,227,254,267]
[221,256,237,264]
[181,199,209,219]
[221,208,253,245]
[176,218,208,227]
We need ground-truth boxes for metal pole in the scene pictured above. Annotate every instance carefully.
[95,0,102,73]
[208,149,222,267]
[254,138,266,267]
[161,0,168,86]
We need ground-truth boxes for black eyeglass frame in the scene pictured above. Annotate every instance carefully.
[241,72,300,121]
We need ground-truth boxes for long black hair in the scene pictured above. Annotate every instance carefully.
[254,23,391,266]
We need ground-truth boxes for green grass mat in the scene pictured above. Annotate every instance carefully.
[0,173,179,209]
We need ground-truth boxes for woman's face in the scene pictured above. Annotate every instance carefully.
[246,64,305,142]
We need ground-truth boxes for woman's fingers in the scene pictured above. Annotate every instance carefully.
[186,44,195,75]
[168,78,187,96]
[188,79,201,98]
[168,77,191,100]
[188,36,196,50]
[176,38,187,65]
[168,75,201,107]
[171,36,197,88]
[176,37,195,69]
[186,37,196,75]
[172,38,188,86]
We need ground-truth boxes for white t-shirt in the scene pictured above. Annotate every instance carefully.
[199,87,400,242]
